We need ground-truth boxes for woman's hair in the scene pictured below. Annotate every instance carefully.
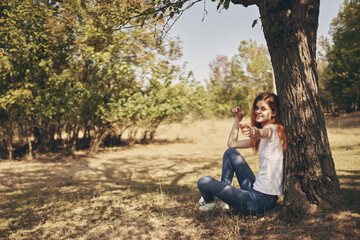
[250,92,287,152]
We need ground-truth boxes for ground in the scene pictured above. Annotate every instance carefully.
[0,114,359,239]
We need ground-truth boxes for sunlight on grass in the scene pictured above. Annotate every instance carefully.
[0,115,359,239]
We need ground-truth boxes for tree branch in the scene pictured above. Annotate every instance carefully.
[230,0,259,7]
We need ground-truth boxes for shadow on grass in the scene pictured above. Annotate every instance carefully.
[338,170,360,213]
[331,142,360,151]
[1,155,359,239]
[0,153,220,239]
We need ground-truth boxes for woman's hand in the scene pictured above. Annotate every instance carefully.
[231,103,243,121]
[239,123,251,137]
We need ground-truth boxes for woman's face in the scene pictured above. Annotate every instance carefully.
[254,100,275,125]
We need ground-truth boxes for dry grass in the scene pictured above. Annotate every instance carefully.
[0,115,359,239]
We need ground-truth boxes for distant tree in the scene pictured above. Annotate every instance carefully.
[326,0,360,112]
[207,55,244,116]
[316,36,333,113]
[206,40,273,117]
[231,40,273,111]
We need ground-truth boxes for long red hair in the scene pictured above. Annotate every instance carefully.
[250,92,287,152]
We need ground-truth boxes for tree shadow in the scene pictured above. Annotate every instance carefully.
[337,170,360,213]
[0,152,221,239]
[1,153,359,239]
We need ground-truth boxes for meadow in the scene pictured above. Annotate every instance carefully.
[0,113,359,239]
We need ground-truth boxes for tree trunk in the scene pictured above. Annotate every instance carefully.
[7,131,13,160]
[6,119,13,160]
[91,129,111,153]
[71,126,79,154]
[25,123,33,160]
[232,0,344,216]
[260,0,343,215]
[48,123,56,152]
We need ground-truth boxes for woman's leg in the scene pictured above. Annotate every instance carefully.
[197,177,278,214]
[197,148,255,204]
[221,148,255,190]
[198,176,251,205]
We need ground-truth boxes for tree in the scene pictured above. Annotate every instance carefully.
[326,0,360,112]
[316,36,333,113]
[232,0,344,216]
[207,55,245,116]
[206,40,273,117]
[231,39,274,111]
[136,0,344,216]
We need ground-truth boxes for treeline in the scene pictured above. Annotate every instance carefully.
[319,0,360,113]
[0,0,209,159]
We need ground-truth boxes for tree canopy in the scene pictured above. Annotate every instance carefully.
[0,0,208,158]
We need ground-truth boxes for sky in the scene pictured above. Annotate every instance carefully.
[168,0,344,83]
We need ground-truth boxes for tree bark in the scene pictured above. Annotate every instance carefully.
[232,0,344,216]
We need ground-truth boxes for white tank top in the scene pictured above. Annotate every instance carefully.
[253,124,284,195]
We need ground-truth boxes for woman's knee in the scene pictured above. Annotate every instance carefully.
[223,148,243,161]
[197,176,212,189]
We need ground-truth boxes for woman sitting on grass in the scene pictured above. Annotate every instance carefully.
[197,92,287,215]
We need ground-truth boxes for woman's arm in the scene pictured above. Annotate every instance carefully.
[239,123,273,139]
[227,104,252,148]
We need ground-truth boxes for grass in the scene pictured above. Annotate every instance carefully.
[0,114,359,239]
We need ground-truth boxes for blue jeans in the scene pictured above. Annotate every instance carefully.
[197,148,278,215]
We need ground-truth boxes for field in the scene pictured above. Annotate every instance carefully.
[0,114,359,239]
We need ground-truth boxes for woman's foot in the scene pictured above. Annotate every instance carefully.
[198,197,229,211]
[199,197,206,206]
[218,201,230,210]
[199,202,218,211]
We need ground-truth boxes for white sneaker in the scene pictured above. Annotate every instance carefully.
[199,202,219,211]
[198,200,230,211]
[199,197,206,206]
[219,201,230,210]
[199,196,218,206]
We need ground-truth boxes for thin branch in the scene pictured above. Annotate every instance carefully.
[201,0,208,22]
[129,0,191,20]
[153,0,203,44]
[115,0,202,31]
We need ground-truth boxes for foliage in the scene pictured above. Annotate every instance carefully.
[316,37,334,113]
[206,40,274,117]
[325,0,360,112]
[0,0,207,158]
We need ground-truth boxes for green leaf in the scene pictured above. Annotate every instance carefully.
[224,0,230,10]
[252,19,258,28]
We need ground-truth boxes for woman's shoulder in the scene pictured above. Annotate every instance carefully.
[264,124,281,142]
[265,123,276,130]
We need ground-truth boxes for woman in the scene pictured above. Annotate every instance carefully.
[197,92,287,215]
